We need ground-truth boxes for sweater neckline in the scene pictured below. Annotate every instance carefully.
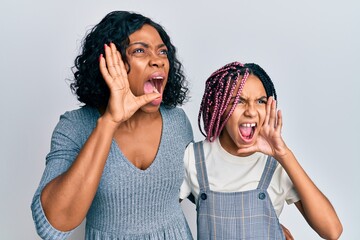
[111,107,165,173]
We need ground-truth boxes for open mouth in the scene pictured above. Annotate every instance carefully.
[239,123,256,142]
[143,76,164,106]
[144,76,164,94]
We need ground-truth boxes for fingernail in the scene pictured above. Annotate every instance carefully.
[99,54,103,62]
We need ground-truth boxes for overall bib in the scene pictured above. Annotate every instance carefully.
[193,142,285,240]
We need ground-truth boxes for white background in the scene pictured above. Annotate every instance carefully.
[1,0,359,239]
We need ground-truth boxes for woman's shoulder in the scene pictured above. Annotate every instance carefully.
[161,106,193,141]
[62,105,99,120]
[161,106,190,124]
[160,105,186,117]
[55,105,99,133]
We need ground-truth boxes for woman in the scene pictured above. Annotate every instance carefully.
[31,11,193,239]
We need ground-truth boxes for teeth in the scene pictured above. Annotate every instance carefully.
[149,77,163,93]
[152,76,163,80]
[153,85,159,93]
[241,123,256,127]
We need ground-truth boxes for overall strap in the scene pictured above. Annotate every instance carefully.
[193,141,210,192]
[257,156,278,190]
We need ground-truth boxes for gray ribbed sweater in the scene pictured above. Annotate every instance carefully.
[31,106,194,240]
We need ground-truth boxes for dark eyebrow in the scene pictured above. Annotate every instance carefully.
[229,96,244,104]
[128,42,166,49]
[230,96,245,101]
[128,42,149,48]
[230,96,268,102]
[259,96,267,100]
[158,43,167,48]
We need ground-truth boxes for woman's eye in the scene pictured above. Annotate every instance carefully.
[257,99,267,104]
[132,48,145,54]
[159,49,168,55]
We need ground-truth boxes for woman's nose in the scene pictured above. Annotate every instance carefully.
[149,53,165,68]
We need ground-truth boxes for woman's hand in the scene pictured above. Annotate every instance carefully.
[99,43,161,125]
[237,97,289,160]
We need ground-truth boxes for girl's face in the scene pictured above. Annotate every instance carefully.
[125,24,169,110]
[220,74,267,156]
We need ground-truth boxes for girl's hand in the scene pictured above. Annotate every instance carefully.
[281,224,294,240]
[238,97,289,160]
[99,43,161,125]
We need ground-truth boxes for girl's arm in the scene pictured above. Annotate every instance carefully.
[277,148,342,239]
[281,224,294,240]
[238,97,342,239]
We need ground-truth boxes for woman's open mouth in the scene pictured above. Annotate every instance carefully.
[144,77,163,94]
[143,76,164,105]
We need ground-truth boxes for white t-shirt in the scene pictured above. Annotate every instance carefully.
[180,138,300,216]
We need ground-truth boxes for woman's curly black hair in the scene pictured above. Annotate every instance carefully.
[70,11,189,109]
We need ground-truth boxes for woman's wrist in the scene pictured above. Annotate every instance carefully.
[97,114,119,133]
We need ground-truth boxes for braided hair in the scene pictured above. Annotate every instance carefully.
[198,61,277,142]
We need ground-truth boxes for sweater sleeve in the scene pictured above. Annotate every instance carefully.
[31,111,83,239]
[31,186,73,240]
[179,107,194,145]
[179,143,193,200]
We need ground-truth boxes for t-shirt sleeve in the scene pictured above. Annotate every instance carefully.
[31,112,82,239]
[285,187,300,205]
[282,167,300,205]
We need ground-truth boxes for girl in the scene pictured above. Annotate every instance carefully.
[180,62,342,239]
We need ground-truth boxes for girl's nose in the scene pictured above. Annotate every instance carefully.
[244,104,256,117]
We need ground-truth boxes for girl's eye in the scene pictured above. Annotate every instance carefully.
[237,99,245,105]
[257,99,267,104]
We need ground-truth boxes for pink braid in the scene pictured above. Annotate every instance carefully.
[198,61,249,142]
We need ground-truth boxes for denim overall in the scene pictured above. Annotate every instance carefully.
[193,142,285,240]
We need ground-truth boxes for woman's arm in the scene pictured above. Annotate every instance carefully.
[40,115,118,231]
[40,43,161,231]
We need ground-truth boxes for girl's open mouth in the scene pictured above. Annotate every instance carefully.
[239,123,256,142]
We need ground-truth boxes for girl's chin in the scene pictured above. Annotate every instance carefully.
[237,143,256,151]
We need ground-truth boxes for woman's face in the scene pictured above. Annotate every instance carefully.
[220,74,267,156]
[125,24,169,109]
